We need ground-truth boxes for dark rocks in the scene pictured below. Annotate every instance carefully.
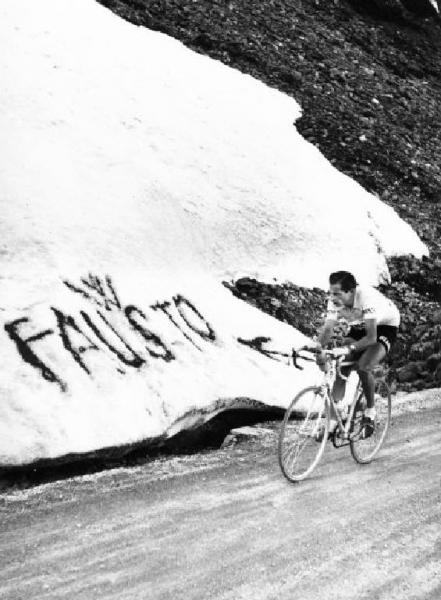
[387,255,441,302]
[379,280,441,389]
[365,0,441,19]
[348,0,406,19]
[426,353,441,371]
[433,363,441,383]
[410,341,438,361]
[225,279,326,339]
[397,362,422,382]
[368,0,404,18]
[401,0,439,17]
[234,277,262,296]
[349,0,440,20]
[192,32,217,51]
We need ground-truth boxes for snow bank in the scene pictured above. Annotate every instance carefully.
[1,272,320,465]
[0,0,426,466]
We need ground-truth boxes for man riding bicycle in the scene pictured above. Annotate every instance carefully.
[313,271,399,438]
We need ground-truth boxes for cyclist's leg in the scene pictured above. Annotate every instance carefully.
[331,363,352,405]
[357,343,386,409]
[329,363,353,425]
[336,331,362,409]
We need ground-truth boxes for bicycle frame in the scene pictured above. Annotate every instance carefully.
[316,354,362,441]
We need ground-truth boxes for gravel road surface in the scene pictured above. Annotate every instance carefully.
[1,397,440,600]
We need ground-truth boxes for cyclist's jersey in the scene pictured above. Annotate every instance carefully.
[326,285,400,328]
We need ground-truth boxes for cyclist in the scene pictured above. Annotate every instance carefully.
[313,270,399,438]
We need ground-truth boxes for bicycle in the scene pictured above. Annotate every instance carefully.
[277,347,392,483]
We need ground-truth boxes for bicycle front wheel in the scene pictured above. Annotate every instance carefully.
[278,386,329,482]
[350,378,391,464]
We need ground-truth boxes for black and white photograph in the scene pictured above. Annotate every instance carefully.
[1,1,440,598]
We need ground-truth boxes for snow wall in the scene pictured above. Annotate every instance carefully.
[0,0,427,467]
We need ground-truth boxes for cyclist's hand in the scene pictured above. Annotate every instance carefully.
[330,346,350,358]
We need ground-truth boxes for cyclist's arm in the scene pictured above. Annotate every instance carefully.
[317,319,337,348]
[347,318,377,351]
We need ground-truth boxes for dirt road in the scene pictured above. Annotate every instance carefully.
[1,401,440,600]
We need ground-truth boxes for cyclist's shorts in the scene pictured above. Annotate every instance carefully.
[347,325,398,354]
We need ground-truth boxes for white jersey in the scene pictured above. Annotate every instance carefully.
[326,285,400,328]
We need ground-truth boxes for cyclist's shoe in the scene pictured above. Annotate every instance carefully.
[359,415,375,439]
[313,419,337,442]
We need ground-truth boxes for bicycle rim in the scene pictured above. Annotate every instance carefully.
[278,386,329,482]
[350,378,391,464]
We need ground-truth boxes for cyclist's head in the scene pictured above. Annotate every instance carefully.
[329,271,357,292]
[329,271,357,307]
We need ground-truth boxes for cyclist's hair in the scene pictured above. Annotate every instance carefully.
[329,271,357,292]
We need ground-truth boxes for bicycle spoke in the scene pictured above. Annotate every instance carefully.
[350,379,391,464]
[278,387,329,482]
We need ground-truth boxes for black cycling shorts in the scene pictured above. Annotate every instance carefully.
[347,324,398,354]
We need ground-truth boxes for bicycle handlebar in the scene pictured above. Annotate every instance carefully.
[245,343,354,375]
[292,346,355,378]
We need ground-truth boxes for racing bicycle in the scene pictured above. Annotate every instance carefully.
[277,347,392,483]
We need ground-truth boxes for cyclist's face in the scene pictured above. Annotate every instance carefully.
[329,283,354,307]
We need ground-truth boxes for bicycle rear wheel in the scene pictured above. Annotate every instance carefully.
[278,386,329,482]
[350,378,391,464]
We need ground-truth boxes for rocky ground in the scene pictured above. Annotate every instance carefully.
[98,0,441,391]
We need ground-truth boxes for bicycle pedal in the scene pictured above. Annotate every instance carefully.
[349,425,368,441]
[331,431,350,448]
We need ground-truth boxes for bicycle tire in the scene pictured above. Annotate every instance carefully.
[350,378,391,464]
[278,386,330,482]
